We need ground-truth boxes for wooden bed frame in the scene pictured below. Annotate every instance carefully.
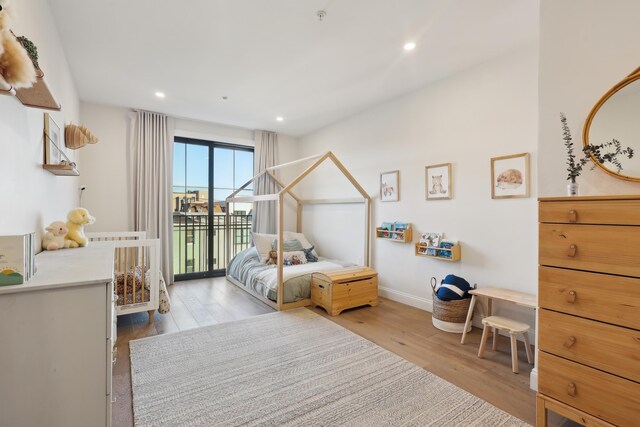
[225,151,371,311]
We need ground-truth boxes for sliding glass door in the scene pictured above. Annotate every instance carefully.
[172,137,254,280]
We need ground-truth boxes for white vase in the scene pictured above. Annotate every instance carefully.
[567,182,579,196]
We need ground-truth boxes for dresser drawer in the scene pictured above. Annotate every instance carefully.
[539,267,640,329]
[539,309,640,383]
[538,352,640,426]
[540,200,640,225]
[539,224,640,276]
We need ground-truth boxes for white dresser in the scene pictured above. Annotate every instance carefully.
[0,244,116,427]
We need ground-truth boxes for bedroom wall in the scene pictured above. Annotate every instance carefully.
[538,0,640,196]
[79,102,300,232]
[297,47,539,331]
[0,0,80,248]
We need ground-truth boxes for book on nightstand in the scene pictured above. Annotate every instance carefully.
[0,233,36,286]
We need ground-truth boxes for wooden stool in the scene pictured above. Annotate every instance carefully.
[477,315,533,374]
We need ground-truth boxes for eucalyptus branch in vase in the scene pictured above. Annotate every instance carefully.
[560,112,634,195]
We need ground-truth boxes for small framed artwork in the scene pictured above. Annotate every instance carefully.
[491,152,530,199]
[380,170,399,202]
[44,113,62,165]
[425,163,452,200]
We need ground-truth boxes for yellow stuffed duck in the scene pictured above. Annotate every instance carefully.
[65,208,95,248]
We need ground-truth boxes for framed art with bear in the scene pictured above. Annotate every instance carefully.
[425,163,452,200]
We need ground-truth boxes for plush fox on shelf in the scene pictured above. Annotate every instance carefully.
[0,0,37,89]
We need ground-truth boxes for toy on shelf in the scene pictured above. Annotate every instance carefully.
[42,221,74,251]
[66,208,96,248]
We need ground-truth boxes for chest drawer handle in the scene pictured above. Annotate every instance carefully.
[567,290,577,303]
[568,210,578,222]
[567,244,577,257]
[567,382,577,397]
[564,336,577,348]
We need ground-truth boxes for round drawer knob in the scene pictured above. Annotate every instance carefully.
[568,210,578,222]
[567,290,577,303]
[567,382,577,397]
[567,244,577,257]
[564,336,577,348]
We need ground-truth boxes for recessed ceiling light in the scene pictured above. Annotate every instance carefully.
[155,92,166,98]
[403,42,416,51]
[276,116,284,122]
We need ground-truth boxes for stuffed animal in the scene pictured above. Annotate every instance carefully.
[0,0,37,89]
[42,221,74,251]
[290,255,301,265]
[66,208,95,247]
[266,249,277,265]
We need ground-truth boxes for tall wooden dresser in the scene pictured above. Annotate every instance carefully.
[537,195,640,426]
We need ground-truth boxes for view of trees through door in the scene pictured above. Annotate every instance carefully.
[172,137,254,280]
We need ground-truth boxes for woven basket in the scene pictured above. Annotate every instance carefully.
[430,277,474,323]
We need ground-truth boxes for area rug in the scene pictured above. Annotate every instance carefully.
[130,309,529,426]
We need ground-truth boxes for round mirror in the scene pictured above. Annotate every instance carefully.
[583,67,640,182]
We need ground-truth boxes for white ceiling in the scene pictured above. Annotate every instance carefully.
[48,0,538,136]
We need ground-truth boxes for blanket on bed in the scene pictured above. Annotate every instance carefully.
[228,247,352,303]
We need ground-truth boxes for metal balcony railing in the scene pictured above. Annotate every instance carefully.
[173,213,252,276]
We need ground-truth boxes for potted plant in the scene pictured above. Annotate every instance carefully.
[561,112,634,196]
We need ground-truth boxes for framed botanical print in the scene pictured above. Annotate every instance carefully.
[44,113,62,165]
[425,163,452,200]
[380,170,399,202]
[491,152,530,199]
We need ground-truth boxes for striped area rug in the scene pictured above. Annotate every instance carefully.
[130,309,529,426]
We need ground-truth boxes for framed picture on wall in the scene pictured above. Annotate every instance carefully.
[425,163,452,200]
[491,152,530,199]
[44,113,62,165]
[380,170,399,202]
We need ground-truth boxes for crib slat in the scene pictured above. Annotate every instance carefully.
[141,249,146,302]
[123,248,128,305]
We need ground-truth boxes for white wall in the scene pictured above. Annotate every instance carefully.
[0,0,79,247]
[538,0,640,196]
[298,47,539,331]
[79,102,300,232]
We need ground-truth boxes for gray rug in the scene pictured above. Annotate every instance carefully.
[130,309,529,427]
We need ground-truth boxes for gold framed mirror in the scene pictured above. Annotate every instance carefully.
[583,66,640,182]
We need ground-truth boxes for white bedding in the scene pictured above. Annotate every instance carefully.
[255,260,346,292]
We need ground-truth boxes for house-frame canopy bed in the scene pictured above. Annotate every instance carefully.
[225,151,371,311]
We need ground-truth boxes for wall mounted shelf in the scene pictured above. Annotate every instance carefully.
[415,242,461,262]
[0,68,61,111]
[43,164,79,176]
[376,225,412,243]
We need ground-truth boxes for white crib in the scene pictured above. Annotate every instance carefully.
[86,232,160,322]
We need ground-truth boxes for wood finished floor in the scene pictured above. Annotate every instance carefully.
[114,277,552,426]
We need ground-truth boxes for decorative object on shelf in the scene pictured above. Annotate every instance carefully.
[562,112,634,196]
[430,276,475,333]
[42,221,75,251]
[583,66,640,182]
[415,240,461,262]
[491,152,530,199]
[419,232,443,256]
[380,170,399,202]
[425,163,452,200]
[65,208,96,248]
[44,112,63,164]
[376,221,412,242]
[0,232,36,286]
[65,124,99,149]
[0,3,37,90]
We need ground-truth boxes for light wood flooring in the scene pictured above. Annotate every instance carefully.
[114,277,557,426]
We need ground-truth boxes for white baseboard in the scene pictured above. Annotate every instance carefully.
[378,286,433,312]
[529,368,538,391]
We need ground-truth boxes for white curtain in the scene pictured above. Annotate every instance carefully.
[129,110,175,284]
[252,130,279,234]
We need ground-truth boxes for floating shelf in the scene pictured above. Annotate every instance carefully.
[376,225,412,243]
[43,163,79,176]
[415,242,461,262]
[0,67,61,110]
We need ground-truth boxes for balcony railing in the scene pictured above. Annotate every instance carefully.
[173,212,252,277]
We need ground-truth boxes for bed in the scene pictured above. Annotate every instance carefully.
[227,246,353,304]
[225,152,372,311]
[86,232,170,322]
